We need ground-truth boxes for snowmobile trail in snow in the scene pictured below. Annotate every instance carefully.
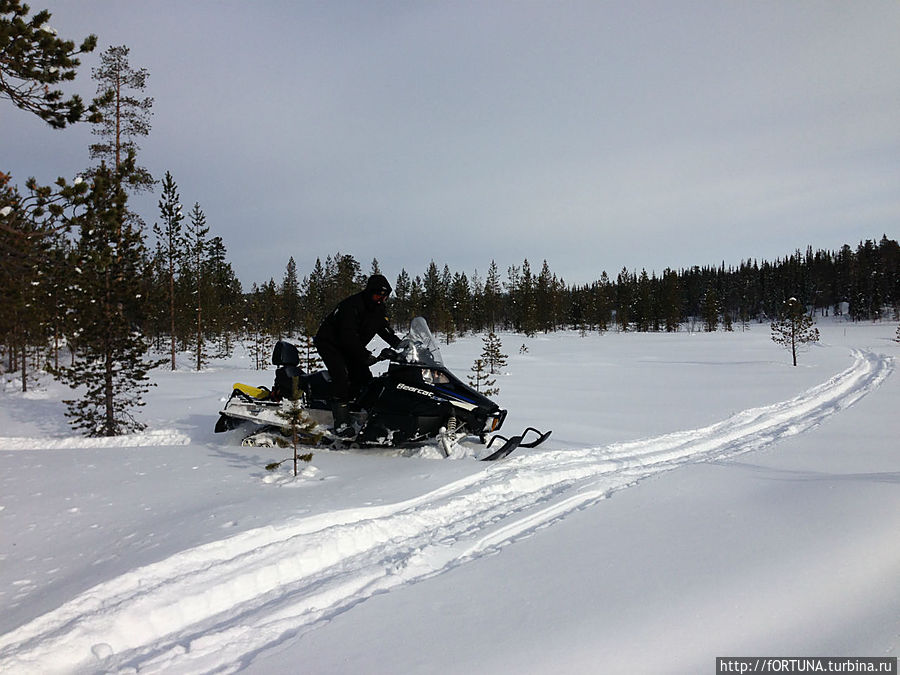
[0,349,892,674]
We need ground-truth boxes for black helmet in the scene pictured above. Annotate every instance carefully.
[365,274,392,296]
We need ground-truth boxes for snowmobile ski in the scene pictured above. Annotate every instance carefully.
[481,427,552,461]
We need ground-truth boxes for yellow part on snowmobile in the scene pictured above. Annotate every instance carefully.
[233,383,269,399]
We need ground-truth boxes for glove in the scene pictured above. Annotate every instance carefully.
[379,347,397,361]
[365,353,379,366]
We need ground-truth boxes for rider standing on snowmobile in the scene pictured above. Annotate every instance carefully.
[314,274,401,437]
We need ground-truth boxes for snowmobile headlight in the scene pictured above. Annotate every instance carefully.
[490,410,508,432]
[485,411,504,433]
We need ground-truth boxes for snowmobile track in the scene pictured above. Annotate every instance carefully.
[0,349,892,674]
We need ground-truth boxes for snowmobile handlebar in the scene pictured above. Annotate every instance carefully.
[378,348,402,362]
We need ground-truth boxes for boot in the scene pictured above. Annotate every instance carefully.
[330,402,356,439]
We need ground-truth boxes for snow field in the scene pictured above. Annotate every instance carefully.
[0,324,897,672]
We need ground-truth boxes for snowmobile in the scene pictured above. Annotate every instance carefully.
[214,317,550,461]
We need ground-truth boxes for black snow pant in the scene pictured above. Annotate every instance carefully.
[314,340,373,404]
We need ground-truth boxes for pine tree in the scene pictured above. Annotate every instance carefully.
[0,1,98,127]
[593,271,612,333]
[441,264,455,344]
[449,271,471,336]
[409,275,424,322]
[661,268,681,332]
[702,288,719,332]
[468,358,498,396]
[302,258,328,334]
[185,202,209,370]
[297,334,323,372]
[615,268,633,332]
[243,283,276,370]
[518,259,538,336]
[203,235,242,358]
[89,45,154,192]
[328,253,362,309]
[469,268,484,330]
[481,331,507,376]
[272,398,317,477]
[422,261,445,331]
[280,256,301,336]
[59,162,160,436]
[392,268,412,327]
[633,269,653,332]
[536,260,556,333]
[571,284,590,335]
[771,297,819,367]
[484,261,502,331]
[153,171,183,369]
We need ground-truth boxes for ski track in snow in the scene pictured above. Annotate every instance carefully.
[0,349,892,674]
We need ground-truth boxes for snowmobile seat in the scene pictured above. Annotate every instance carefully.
[300,370,333,408]
[272,340,300,366]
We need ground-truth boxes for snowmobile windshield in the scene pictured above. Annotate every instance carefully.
[396,317,444,366]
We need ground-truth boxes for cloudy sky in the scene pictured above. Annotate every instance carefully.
[3,1,898,287]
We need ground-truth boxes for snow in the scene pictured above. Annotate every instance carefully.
[0,321,897,674]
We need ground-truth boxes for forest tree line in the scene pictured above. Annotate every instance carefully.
[244,236,899,345]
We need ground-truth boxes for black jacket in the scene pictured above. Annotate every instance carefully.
[315,291,400,364]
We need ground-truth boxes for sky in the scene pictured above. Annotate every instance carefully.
[3,0,899,288]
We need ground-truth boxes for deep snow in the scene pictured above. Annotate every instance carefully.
[0,321,897,674]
